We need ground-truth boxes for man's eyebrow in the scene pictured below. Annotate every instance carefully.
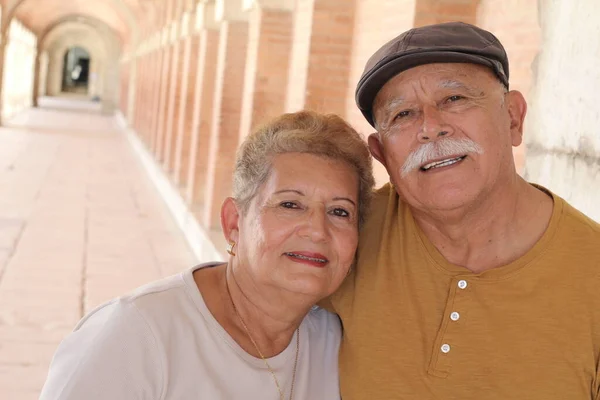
[381,97,406,117]
[439,79,483,96]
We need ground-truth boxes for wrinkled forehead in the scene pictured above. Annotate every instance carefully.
[372,63,497,119]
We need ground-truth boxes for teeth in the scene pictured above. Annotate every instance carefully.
[285,252,327,263]
[422,156,464,171]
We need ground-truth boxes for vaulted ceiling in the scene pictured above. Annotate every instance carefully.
[1,0,166,46]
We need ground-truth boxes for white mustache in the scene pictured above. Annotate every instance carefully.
[401,138,484,177]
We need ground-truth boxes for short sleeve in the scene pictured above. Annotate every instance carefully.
[39,299,164,400]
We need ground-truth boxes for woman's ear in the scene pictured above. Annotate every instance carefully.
[220,197,240,244]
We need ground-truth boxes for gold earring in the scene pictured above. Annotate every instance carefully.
[226,241,236,256]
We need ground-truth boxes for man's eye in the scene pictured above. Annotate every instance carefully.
[331,208,350,218]
[446,95,464,103]
[280,201,299,209]
[394,110,411,120]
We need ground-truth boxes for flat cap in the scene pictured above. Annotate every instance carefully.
[355,21,509,127]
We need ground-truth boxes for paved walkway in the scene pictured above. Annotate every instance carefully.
[0,97,196,399]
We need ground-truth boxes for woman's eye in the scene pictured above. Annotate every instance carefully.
[280,201,299,209]
[331,208,350,218]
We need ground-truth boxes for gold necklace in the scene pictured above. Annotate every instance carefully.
[225,275,300,400]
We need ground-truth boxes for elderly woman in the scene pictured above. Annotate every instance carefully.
[40,110,374,399]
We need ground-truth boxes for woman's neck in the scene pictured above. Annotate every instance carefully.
[195,264,309,358]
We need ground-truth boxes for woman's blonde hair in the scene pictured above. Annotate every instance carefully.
[233,110,375,225]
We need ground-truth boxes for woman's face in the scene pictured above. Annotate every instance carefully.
[235,153,360,301]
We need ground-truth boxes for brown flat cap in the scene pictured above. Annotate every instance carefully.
[355,21,509,127]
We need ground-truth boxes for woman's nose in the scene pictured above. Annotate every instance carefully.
[298,209,328,242]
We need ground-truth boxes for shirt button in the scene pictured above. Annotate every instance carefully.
[450,312,460,321]
[458,280,468,289]
[441,344,451,353]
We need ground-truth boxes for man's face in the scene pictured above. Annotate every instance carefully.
[369,63,526,214]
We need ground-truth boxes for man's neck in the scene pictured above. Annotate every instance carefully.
[411,177,554,273]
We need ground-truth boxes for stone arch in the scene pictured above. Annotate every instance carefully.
[0,0,144,124]
[36,15,122,114]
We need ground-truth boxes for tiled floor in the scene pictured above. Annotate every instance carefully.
[0,97,196,399]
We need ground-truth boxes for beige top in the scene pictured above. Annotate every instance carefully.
[40,264,342,399]
[329,184,600,400]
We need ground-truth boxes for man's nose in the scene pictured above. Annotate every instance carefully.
[417,105,454,143]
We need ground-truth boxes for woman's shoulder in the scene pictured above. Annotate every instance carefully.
[76,269,189,329]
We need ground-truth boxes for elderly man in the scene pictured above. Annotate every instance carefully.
[327,22,600,399]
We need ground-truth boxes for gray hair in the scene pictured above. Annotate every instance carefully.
[232,111,375,226]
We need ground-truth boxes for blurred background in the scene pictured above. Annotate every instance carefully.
[0,0,598,398]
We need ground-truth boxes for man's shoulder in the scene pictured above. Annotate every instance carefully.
[556,196,600,247]
[560,198,600,235]
[362,183,399,230]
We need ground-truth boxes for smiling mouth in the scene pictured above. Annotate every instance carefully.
[420,156,467,172]
[284,252,328,264]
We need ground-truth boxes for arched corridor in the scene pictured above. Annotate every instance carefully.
[0,0,599,398]
[0,97,195,398]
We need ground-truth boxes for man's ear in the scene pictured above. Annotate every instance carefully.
[506,90,527,147]
[220,197,240,244]
[368,133,387,168]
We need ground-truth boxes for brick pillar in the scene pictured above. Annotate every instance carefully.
[134,53,145,136]
[173,12,199,188]
[150,35,167,153]
[414,0,479,27]
[284,0,355,116]
[154,32,174,160]
[161,18,184,166]
[142,49,157,145]
[120,60,129,116]
[185,3,220,211]
[142,51,153,144]
[239,1,293,142]
[202,2,249,229]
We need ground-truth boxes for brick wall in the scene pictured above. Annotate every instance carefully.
[124,0,552,244]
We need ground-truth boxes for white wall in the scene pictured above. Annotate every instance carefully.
[2,20,36,120]
[525,0,600,221]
